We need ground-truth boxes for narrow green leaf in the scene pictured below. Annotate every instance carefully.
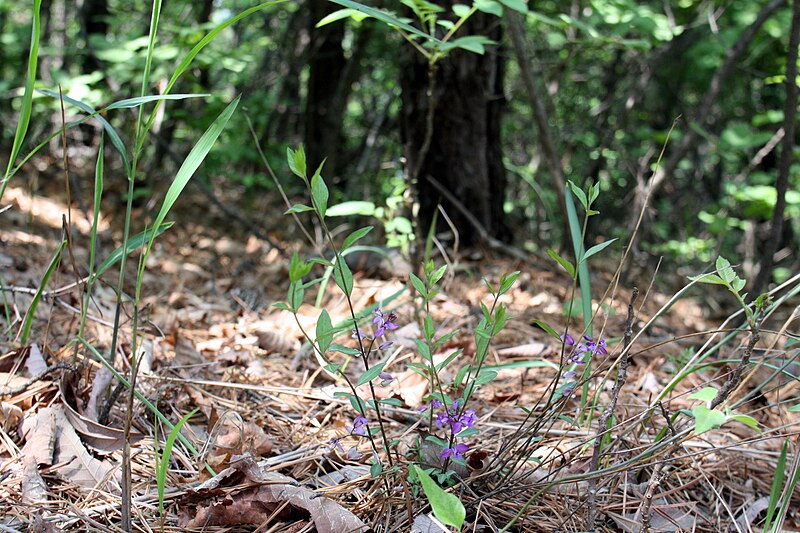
[316,310,334,354]
[764,440,788,530]
[581,238,618,263]
[327,201,376,217]
[473,370,497,386]
[498,271,520,295]
[688,273,727,285]
[357,363,386,387]
[317,8,368,26]
[435,348,464,373]
[342,226,374,250]
[94,223,173,278]
[567,181,588,211]
[409,272,427,297]
[411,465,465,529]
[149,96,240,249]
[729,414,759,430]
[329,0,442,43]
[105,93,208,110]
[430,264,448,286]
[158,409,198,515]
[20,240,66,344]
[285,204,313,214]
[531,319,561,340]
[333,256,354,296]
[331,344,361,356]
[2,0,41,199]
[310,162,329,219]
[287,146,306,178]
[547,249,575,278]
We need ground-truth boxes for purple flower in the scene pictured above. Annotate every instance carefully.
[379,340,394,350]
[379,371,393,382]
[352,327,369,341]
[326,436,345,453]
[561,370,576,380]
[373,309,400,338]
[561,334,575,346]
[441,443,469,459]
[348,415,368,436]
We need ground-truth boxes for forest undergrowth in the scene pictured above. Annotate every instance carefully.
[1,1,800,532]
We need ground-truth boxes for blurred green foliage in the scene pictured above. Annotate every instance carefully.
[1,0,797,282]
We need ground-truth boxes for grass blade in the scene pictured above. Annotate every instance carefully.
[19,239,67,344]
[1,0,42,200]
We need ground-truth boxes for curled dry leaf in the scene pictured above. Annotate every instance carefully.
[60,373,142,452]
[180,455,368,532]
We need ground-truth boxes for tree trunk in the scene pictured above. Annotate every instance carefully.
[78,0,109,72]
[401,8,508,246]
[304,0,348,180]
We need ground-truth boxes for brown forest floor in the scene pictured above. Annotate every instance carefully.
[1,173,799,532]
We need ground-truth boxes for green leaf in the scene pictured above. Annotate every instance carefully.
[285,204,313,214]
[688,387,718,402]
[531,319,561,340]
[497,0,528,13]
[20,239,66,344]
[430,264,448,286]
[288,281,305,311]
[423,315,436,342]
[327,201,376,217]
[324,363,342,374]
[692,406,727,435]
[547,249,575,278]
[328,0,443,44]
[273,302,291,312]
[287,146,306,178]
[3,0,41,196]
[435,348,464,372]
[149,96,239,249]
[716,256,735,283]
[316,310,334,354]
[473,370,497,386]
[370,459,383,477]
[342,226,374,250]
[330,344,361,356]
[729,414,759,430]
[415,338,431,360]
[94,223,172,279]
[357,363,386,387]
[289,252,312,282]
[409,273,427,298]
[474,0,503,16]
[105,93,209,110]
[442,35,494,54]
[158,408,198,515]
[581,238,618,263]
[411,465,465,529]
[789,403,800,413]
[567,181,588,211]
[498,271,520,295]
[333,256,354,296]
[452,4,473,17]
[310,163,329,219]
[688,273,727,285]
[316,8,368,26]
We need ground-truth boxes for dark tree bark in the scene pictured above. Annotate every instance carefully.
[401,8,508,246]
[304,0,348,179]
[753,0,800,294]
[78,0,109,72]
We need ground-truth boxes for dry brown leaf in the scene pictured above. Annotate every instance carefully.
[22,457,48,504]
[60,373,142,452]
[21,407,57,465]
[84,366,114,421]
[1,401,23,430]
[51,406,119,492]
[180,455,368,532]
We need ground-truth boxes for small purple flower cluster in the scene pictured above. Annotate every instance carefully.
[436,400,476,435]
[560,334,608,394]
[352,308,399,350]
[420,399,476,460]
[326,414,369,454]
